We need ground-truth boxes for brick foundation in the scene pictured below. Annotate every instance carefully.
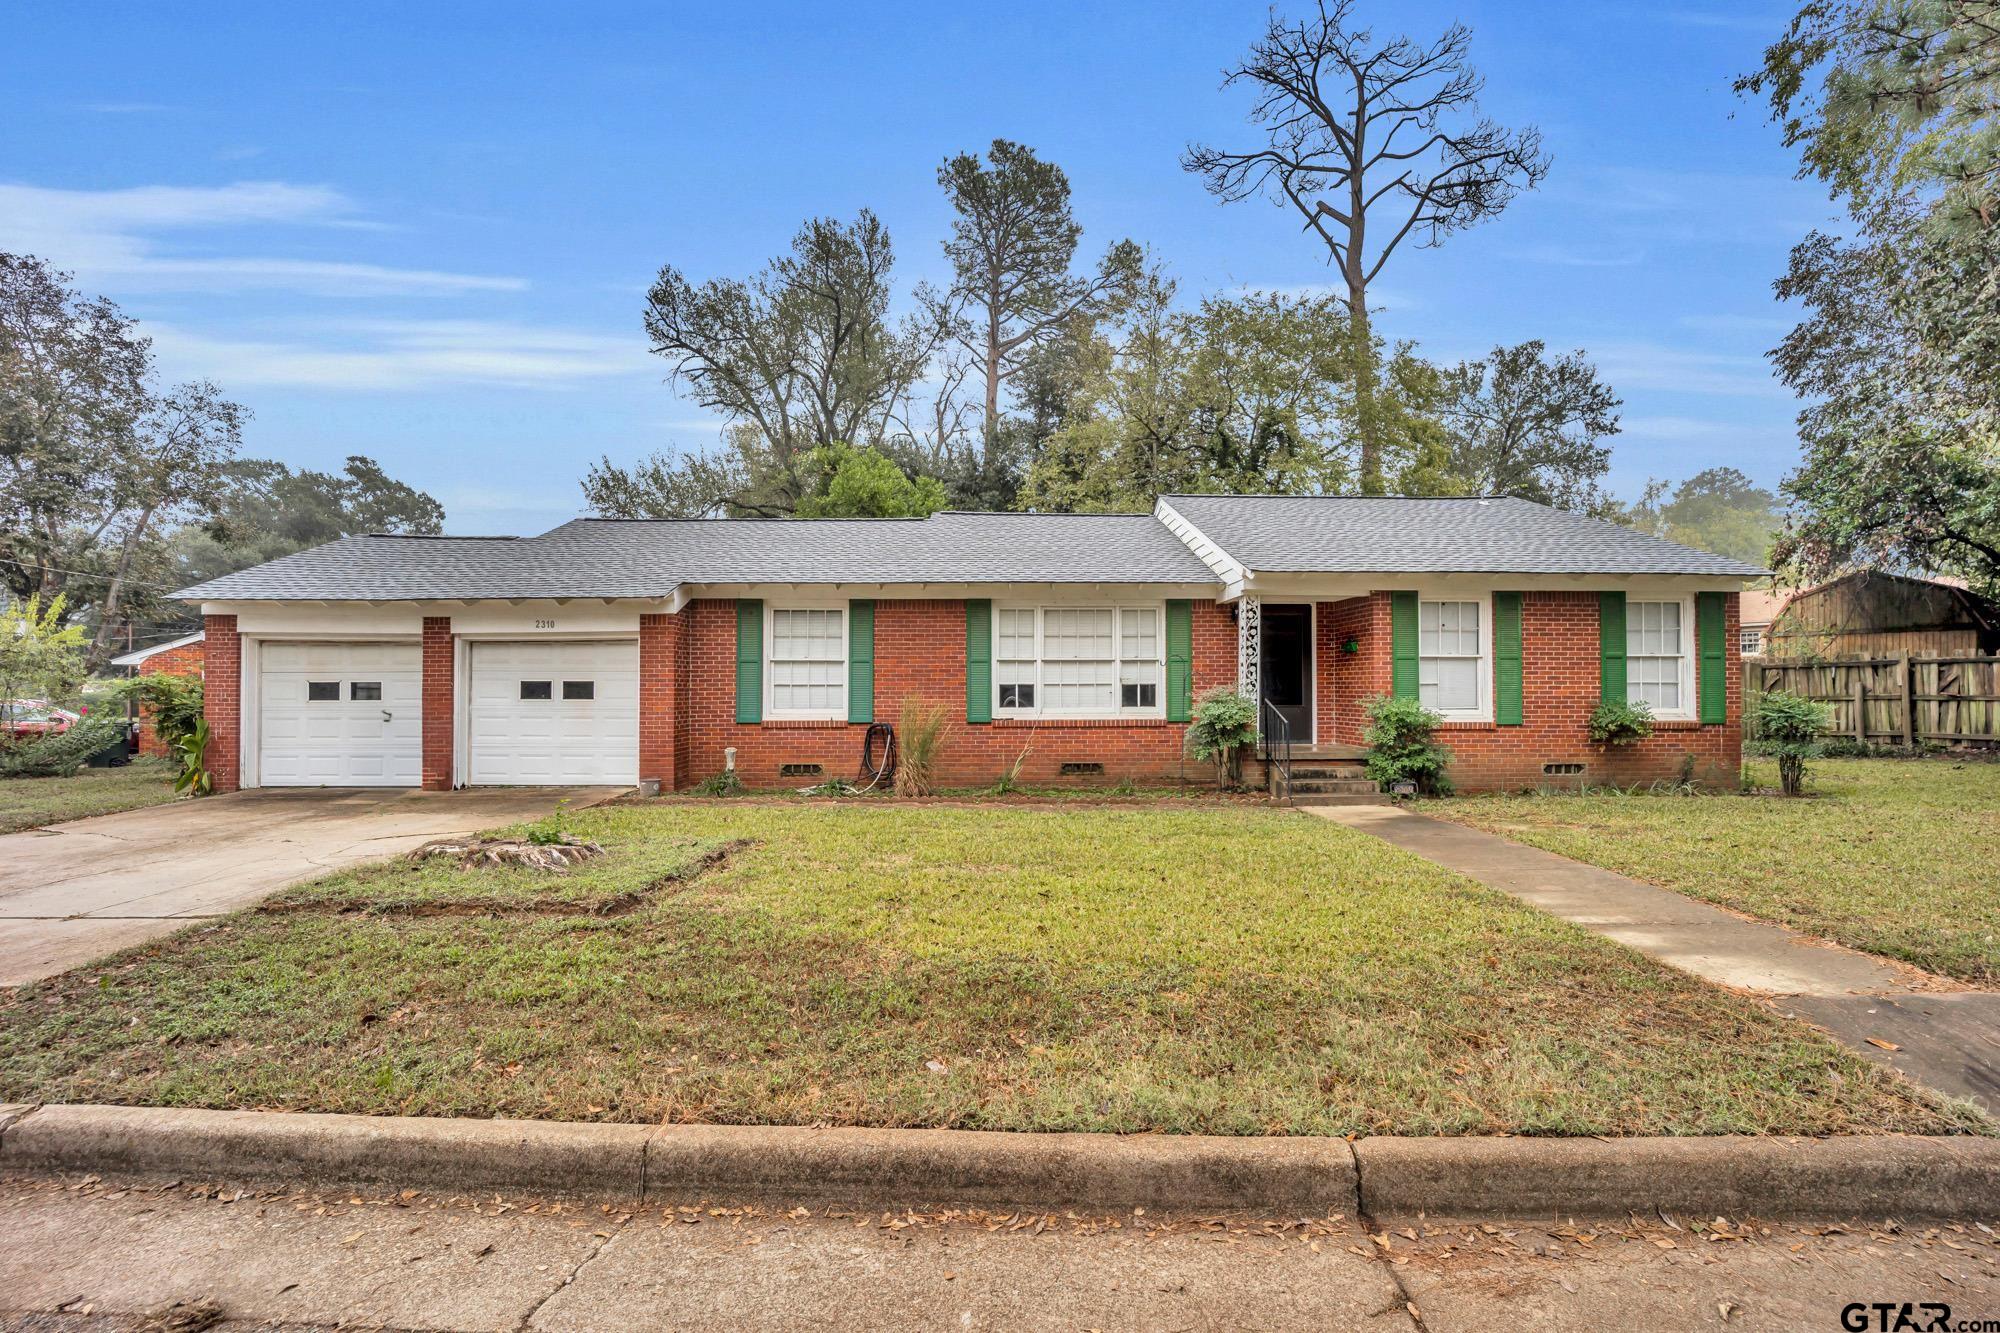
[421,617,453,790]
[200,615,241,793]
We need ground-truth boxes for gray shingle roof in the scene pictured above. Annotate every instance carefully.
[174,512,1218,602]
[1161,495,1769,577]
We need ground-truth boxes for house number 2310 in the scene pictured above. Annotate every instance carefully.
[533,619,557,630]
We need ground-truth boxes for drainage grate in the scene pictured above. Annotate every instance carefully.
[779,762,824,778]
[1059,762,1105,776]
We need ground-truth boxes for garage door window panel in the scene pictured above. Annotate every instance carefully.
[767,608,846,719]
[307,681,339,702]
[350,682,382,701]
[519,680,552,700]
[563,680,594,700]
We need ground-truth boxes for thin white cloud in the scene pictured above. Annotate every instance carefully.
[0,181,523,295]
[1677,312,1793,336]
[1501,243,1645,268]
[146,319,653,391]
[1592,341,1792,399]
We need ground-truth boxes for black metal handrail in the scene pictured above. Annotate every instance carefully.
[1260,698,1293,804]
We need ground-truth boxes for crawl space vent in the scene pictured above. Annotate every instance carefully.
[1542,762,1586,776]
[1059,762,1105,776]
[779,763,824,778]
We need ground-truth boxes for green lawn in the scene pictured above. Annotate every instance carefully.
[1430,757,2000,984]
[0,801,1976,1137]
[0,758,180,835]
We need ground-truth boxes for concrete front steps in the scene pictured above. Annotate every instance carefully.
[1249,747,1390,807]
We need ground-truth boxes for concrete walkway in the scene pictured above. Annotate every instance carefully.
[0,786,624,987]
[4,1174,1995,1332]
[1310,805,2000,1111]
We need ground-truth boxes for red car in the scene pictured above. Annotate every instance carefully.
[1,700,81,739]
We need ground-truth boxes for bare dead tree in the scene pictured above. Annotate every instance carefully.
[1184,1,1548,493]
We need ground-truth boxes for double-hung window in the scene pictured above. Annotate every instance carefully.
[1418,599,1487,719]
[993,605,1164,718]
[1627,599,1692,717]
[766,606,846,718]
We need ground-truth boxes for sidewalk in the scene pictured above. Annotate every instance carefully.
[1310,805,2000,1111]
[3,1174,1995,1332]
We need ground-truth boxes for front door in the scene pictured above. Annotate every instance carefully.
[1258,604,1313,743]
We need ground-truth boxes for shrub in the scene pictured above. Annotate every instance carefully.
[894,700,953,797]
[0,715,126,778]
[1587,699,1654,746]
[172,719,214,796]
[691,770,744,797]
[116,673,206,750]
[0,594,86,710]
[1185,686,1257,787]
[1749,689,1832,797]
[1361,694,1451,795]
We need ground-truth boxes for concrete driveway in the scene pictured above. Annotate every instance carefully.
[0,787,624,987]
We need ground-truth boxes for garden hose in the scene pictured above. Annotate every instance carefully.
[859,722,896,791]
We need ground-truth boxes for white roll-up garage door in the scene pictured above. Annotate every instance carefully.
[258,641,422,787]
[467,640,639,786]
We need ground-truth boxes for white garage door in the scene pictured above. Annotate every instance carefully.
[468,640,638,786]
[258,641,421,787]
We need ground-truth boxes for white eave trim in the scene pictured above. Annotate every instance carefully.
[1153,498,1247,587]
[108,630,205,667]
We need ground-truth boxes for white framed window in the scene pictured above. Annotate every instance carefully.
[1739,626,1764,656]
[1418,597,1489,721]
[1627,598,1693,718]
[766,606,846,719]
[993,604,1165,719]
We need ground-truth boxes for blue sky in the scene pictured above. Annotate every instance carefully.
[4,1,1838,535]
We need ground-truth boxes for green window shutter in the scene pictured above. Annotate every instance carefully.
[1389,591,1419,700]
[964,599,992,724]
[1696,591,1727,725]
[847,599,875,724]
[1598,591,1627,704]
[734,599,763,724]
[1165,599,1194,722]
[1494,592,1524,726]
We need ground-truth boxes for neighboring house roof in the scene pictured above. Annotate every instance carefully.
[1157,495,1768,577]
[174,512,1219,602]
[108,630,205,667]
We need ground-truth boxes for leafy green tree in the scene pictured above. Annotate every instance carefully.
[1184,0,1547,494]
[0,254,246,668]
[1742,1,2000,591]
[795,443,948,518]
[172,454,445,589]
[1439,341,1620,510]
[597,214,941,518]
[935,140,1142,459]
[0,594,86,709]
[1619,468,1785,566]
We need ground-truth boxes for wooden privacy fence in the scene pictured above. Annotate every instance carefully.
[1743,655,2000,745]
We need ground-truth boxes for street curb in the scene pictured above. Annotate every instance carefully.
[4,1104,1996,1219]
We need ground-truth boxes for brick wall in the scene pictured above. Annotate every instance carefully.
[1313,590,1742,791]
[201,615,241,793]
[671,597,1236,789]
[132,639,205,757]
[421,617,453,790]
[639,612,682,791]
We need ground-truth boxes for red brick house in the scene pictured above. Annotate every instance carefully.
[108,630,207,757]
[174,496,1763,794]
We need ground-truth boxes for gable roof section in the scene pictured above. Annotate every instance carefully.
[1159,494,1768,577]
[174,512,1217,602]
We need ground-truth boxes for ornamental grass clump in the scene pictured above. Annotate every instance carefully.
[1362,694,1451,795]
[1749,689,1833,797]
[894,700,953,797]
